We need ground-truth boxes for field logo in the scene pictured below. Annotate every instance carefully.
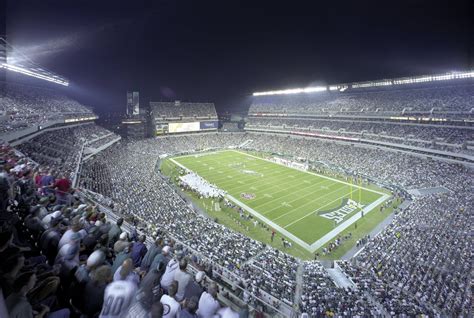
[319,198,364,224]
[241,193,256,200]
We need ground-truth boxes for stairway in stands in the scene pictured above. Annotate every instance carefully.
[238,139,253,148]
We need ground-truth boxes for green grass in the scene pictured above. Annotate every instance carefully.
[317,197,401,259]
[160,150,394,260]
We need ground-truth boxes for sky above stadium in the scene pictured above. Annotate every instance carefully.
[3,0,473,113]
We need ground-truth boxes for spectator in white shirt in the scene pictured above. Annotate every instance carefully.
[160,281,180,318]
[174,259,191,302]
[197,283,220,318]
[161,253,181,292]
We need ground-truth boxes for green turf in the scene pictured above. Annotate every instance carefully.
[170,150,388,247]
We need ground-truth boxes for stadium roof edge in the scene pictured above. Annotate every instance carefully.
[252,70,474,96]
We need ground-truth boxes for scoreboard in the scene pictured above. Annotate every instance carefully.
[156,121,218,135]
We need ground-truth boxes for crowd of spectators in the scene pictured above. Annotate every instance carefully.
[4,126,471,317]
[16,124,119,181]
[151,102,218,119]
[0,82,94,133]
[247,117,472,145]
[301,261,380,317]
[79,141,266,273]
[243,133,470,190]
[341,193,471,317]
[240,249,298,306]
[0,144,247,318]
[246,117,474,155]
[250,82,474,114]
[78,132,472,316]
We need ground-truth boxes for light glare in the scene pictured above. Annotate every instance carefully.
[253,86,326,96]
[253,71,474,96]
[1,63,69,86]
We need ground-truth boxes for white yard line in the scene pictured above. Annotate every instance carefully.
[172,150,230,159]
[178,152,328,197]
[272,183,348,220]
[251,178,332,210]
[308,194,390,251]
[178,155,295,187]
[226,194,313,250]
[170,152,391,253]
[169,158,191,171]
[283,187,360,228]
[230,150,386,196]
[212,166,297,189]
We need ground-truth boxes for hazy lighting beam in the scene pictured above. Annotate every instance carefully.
[1,63,69,86]
[253,71,474,96]
[253,86,327,96]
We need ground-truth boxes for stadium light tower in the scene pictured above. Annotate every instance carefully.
[252,70,474,96]
[253,86,327,96]
[0,37,69,86]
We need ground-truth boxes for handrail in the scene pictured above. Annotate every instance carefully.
[72,142,85,188]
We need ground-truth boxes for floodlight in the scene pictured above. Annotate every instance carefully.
[253,86,326,96]
[1,63,69,86]
[252,70,473,96]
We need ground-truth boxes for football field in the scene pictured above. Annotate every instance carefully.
[170,150,390,253]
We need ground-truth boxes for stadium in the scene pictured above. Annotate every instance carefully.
[0,2,472,318]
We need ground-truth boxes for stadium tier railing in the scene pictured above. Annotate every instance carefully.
[72,141,85,188]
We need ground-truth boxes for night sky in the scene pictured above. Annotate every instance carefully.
[3,0,473,114]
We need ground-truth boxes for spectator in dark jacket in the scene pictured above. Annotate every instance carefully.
[130,235,147,268]
[81,265,112,317]
[184,271,205,301]
[140,238,163,272]
[180,296,199,318]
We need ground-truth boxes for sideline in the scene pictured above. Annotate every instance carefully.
[169,153,391,253]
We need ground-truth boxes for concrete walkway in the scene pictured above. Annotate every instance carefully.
[294,263,304,306]
[326,267,356,289]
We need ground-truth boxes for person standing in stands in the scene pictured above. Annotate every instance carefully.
[130,234,147,268]
[160,281,180,318]
[39,216,63,265]
[174,259,192,302]
[99,279,137,318]
[40,170,55,195]
[160,251,181,293]
[140,237,163,272]
[184,271,205,301]
[108,218,123,247]
[150,245,171,273]
[180,296,199,318]
[197,283,220,318]
[33,168,43,188]
[0,165,11,214]
[113,258,140,286]
[52,173,71,205]
[113,232,130,254]
[81,265,113,317]
[6,271,70,318]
